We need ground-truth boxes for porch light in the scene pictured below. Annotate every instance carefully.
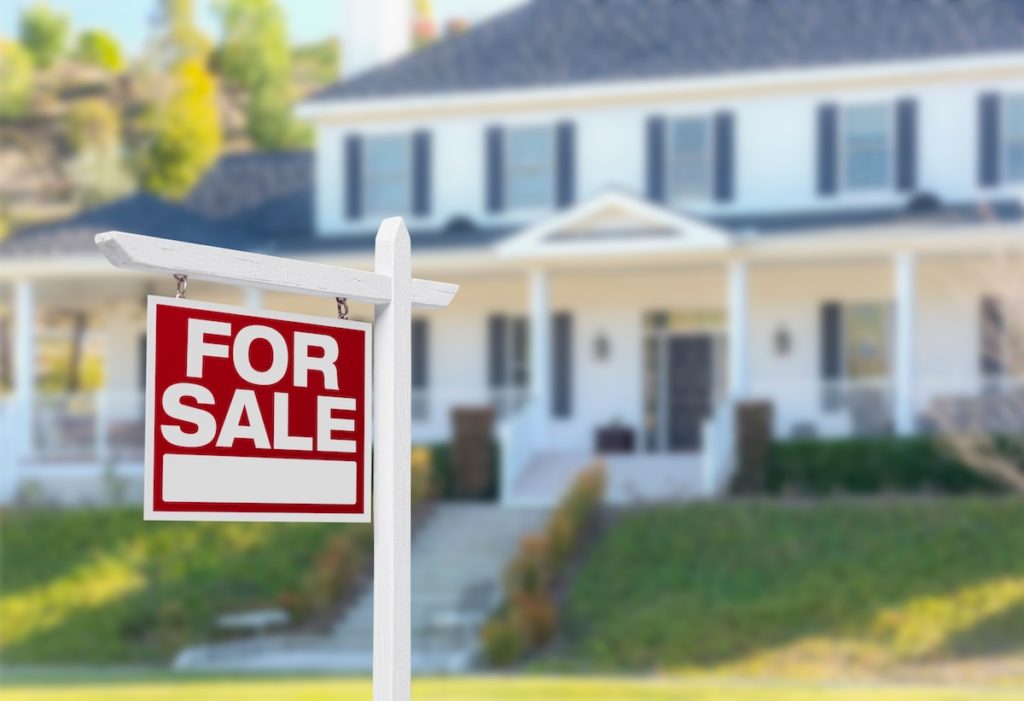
[594,332,611,361]
[774,327,791,357]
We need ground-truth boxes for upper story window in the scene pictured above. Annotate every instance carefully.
[668,116,712,201]
[1004,95,1024,182]
[505,126,554,210]
[840,103,893,192]
[364,134,411,215]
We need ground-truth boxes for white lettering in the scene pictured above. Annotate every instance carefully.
[186,319,230,378]
[273,392,313,451]
[160,383,216,447]
[233,325,288,385]
[216,389,271,449]
[293,332,339,390]
[317,395,357,453]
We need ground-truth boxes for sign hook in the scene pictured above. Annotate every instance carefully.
[336,297,349,320]
[174,274,188,299]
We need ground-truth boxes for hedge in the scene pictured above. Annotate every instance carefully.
[767,436,1003,495]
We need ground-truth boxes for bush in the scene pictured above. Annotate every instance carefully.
[480,616,524,667]
[768,436,1002,495]
[411,445,435,504]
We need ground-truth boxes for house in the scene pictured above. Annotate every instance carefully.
[3,0,1024,506]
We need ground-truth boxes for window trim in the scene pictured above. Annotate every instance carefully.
[502,124,556,213]
[665,113,714,205]
[837,101,896,194]
[361,132,413,217]
[1002,93,1024,184]
[837,300,893,382]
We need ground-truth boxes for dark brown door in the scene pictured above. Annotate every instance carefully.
[666,336,713,450]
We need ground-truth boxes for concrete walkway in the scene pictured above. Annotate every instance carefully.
[174,503,548,673]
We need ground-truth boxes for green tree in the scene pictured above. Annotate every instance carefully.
[137,58,221,199]
[0,39,34,119]
[19,3,69,69]
[74,29,124,71]
[214,0,307,150]
[63,98,134,205]
[64,98,120,152]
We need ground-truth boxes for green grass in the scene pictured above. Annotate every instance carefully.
[0,508,371,664]
[554,498,1024,680]
[1,674,1021,701]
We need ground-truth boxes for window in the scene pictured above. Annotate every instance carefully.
[505,126,554,210]
[488,314,529,416]
[841,104,892,191]
[364,134,410,215]
[1005,95,1024,182]
[668,116,712,201]
[842,303,891,379]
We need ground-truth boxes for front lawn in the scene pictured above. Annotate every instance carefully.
[0,508,371,663]
[1,674,1019,701]
[553,498,1024,682]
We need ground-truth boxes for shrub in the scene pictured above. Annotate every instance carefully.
[411,445,435,505]
[512,591,558,648]
[768,436,1002,495]
[480,615,524,667]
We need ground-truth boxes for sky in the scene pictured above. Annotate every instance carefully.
[1,0,525,55]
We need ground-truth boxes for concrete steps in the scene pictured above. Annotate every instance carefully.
[174,502,548,673]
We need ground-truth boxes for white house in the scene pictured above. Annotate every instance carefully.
[4,0,1024,505]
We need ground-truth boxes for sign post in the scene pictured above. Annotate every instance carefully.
[96,217,455,701]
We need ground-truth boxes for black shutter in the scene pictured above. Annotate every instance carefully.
[486,126,504,212]
[821,302,842,381]
[556,121,575,208]
[412,318,429,389]
[979,93,1001,188]
[646,116,666,202]
[488,315,507,388]
[896,98,917,192]
[344,134,362,220]
[980,296,1005,377]
[817,104,838,196]
[713,111,735,202]
[412,130,431,216]
[512,318,529,387]
[552,312,573,417]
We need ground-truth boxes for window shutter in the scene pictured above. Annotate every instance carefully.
[344,134,362,220]
[412,318,429,389]
[552,312,573,417]
[713,111,735,202]
[486,126,504,213]
[556,121,575,208]
[821,302,842,381]
[817,104,838,196]
[646,116,666,202]
[896,98,918,192]
[980,296,1005,377]
[488,315,507,388]
[979,93,1001,188]
[412,130,431,216]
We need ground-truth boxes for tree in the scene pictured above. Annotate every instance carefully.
[19,3,69,69]
[64,98,120,152]
[214,0,308,150]
[137,58,221,199]
[63,99,134,205]
[0,39,34,119]
[75,29,124,71]
[150,0,211,69]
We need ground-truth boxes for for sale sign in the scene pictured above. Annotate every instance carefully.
[144,297,371,522]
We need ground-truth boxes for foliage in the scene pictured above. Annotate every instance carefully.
[3,675,1012,701]
[74,29,124,71]
[292,38,339,89]
[0,38,33,119]
[151,0,211,67]
[767,437,1002,495]
[411,445,436,504]
[554,499,1024,677]
[482,464,606,667]
[0,507,372,663]
[19,2,69,69]
[64,98,120,153]
[421,441,499,500]
[214,0,308,150]
[136,58,221,200]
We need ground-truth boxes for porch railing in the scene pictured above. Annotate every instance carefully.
[29,390,145,464]
[749,377,894,440]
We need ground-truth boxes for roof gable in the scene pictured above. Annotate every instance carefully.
[498,190,730,258]
[307,0,1024,105]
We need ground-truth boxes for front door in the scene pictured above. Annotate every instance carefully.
[665,335,713,451]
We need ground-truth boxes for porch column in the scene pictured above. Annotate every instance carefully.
[727,260,748,401]
[529,269,550,447]
[243,287,263,309]
[894,252,916,436]
[9,279,35,495]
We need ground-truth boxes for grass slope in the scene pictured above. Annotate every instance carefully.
[1,675,1019,701]
[554,498,1024,680]
[0,508,370,663]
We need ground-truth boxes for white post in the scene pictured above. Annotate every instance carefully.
[894,252,916,436]
[373,218,411,701]
[7,279,34,497]
[529,268,550,446]
[728,260,748,401]
[243,288,263,309]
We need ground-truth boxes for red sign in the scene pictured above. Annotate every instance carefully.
[145,297,371,522]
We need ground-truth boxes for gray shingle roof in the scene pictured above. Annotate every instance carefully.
[309,0,1024,103]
